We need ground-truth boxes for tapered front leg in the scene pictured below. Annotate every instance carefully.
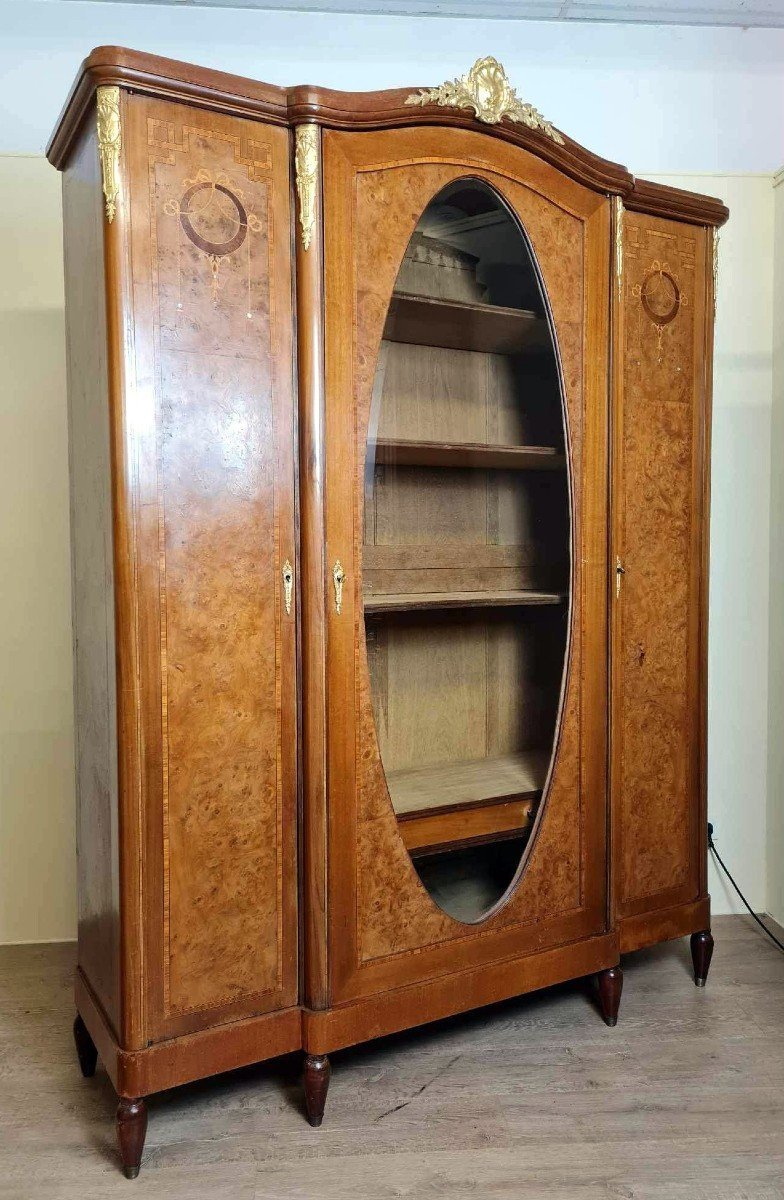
[116,1097,148,1179]
[690,929,714,987]
[73,1014,98,1078]
[303,1053,331,1127]
[597,965,623,1026]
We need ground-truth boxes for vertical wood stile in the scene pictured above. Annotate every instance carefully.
[98,86,146,1051]
[609,192,626,931]
[295,122,330,1011]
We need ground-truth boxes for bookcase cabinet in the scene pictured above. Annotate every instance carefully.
[47,47,728,1176]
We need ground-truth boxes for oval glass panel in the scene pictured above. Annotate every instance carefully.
[363,178,570,923]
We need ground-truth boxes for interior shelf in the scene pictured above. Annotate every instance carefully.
[383,291,550,355]
[389,749,550,818]
[364,589,565,614]
[373,438,566,470]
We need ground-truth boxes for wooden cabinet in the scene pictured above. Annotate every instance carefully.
[49,48,727,1176]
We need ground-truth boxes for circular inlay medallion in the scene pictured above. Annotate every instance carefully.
[179,182,248,258]
[641,269,680,326]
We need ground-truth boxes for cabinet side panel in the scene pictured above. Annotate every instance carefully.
[63,122,120,1033]
[613,211,708,924]
[124,97,298,1037]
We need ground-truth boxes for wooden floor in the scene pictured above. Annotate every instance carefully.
[2,914,783,1198]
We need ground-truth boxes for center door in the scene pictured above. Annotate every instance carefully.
[323,125,610,1005]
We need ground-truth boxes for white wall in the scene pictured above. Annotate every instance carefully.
[768,174,784,928]
[3,0,784,171]
[0,0,779,939]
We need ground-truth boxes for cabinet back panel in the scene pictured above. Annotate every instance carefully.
[612,210,708,921]
[367,611,565,773]
[123,97,298,1039]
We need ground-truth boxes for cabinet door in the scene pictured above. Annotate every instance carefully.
[322,126,610,1005]
[122,96,298,1041]
[611,209,711,948]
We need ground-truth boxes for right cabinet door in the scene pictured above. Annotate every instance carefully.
[612,209,712,949]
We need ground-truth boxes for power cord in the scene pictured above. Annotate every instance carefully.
[708,822,784,954]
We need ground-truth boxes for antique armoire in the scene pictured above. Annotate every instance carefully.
[47,47,728,1177]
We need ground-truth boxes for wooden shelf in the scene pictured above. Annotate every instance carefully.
[390,750,550,818]
[373,438,566,471]
[383,292,550,355]
[364,589,565,614]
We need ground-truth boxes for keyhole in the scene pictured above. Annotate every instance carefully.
[637,644,646,666]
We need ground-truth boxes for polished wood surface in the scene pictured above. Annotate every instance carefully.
[116,1097,147,1179]
[75,967,301,1097]
[619,895,711,955]
[322,123,610,1004]
[399,798,534,857]
[303,1054,331,1127]
[6,921,782,1197]
[303,931,619,1055]
[295,122,331,1014]
[611,209,711,944]
[119,95,299,1039]
[61,116,122,1040]
[597,965,623,1027]
[691,928,715,986]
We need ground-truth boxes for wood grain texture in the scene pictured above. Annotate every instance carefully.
[295,122,331,1012]
[121,95,298,1039]
[61,116,121,1039]
[322,125,610,1005]
[611,209,710,934]
[3,920,783,1196]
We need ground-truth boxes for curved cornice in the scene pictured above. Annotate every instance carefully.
[46,47,729,228]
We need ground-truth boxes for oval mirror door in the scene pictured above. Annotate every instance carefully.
[363,178,570,923]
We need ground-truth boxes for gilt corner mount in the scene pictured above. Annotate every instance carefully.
[405,56,564,144]
[295,123,319,251]
[96,85,121,223]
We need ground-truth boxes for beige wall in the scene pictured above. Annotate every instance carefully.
[0,156,775,941]
[0,155,74,942]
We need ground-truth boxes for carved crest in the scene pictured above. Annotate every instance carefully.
[405,56,564,144]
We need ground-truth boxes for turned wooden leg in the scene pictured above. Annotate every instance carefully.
[73,1014,98,1078]
[691,928,714,987]
[116,1097,148,1179]
[303,1053,331,1127]
[597,965,623,1027]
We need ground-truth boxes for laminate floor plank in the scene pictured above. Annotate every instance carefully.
[1,916,782,1198]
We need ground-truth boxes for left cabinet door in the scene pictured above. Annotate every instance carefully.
[119,95,298,1041]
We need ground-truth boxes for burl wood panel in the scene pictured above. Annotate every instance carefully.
[323,127,610,1003]
[123,96,298,1038]
[62,119,121,1035]
[613,210,708,922]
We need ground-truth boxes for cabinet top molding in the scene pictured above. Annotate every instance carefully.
[46,45,728,227]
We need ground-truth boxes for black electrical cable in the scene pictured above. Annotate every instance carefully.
[708,823,784,954]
